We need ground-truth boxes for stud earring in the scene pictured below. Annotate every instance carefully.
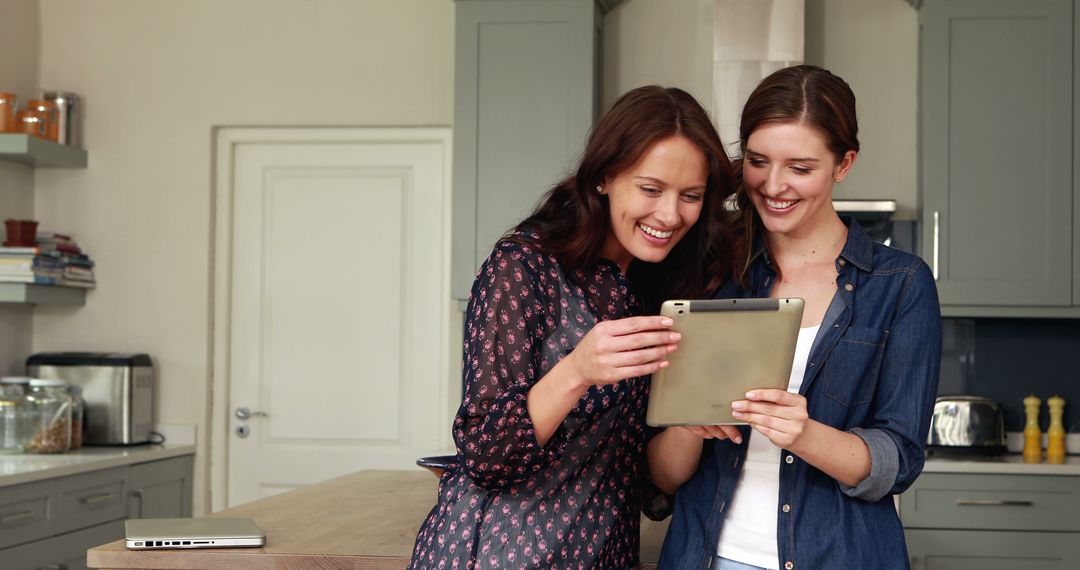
[595,185,603,194]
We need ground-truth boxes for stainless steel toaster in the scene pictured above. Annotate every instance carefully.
[27,352,154,445]
[927,395,1007,456]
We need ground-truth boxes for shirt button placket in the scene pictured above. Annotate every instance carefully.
[844,283,854,292]
[785,561,794,570]
[784,454,794,464]
[782,503,791,513]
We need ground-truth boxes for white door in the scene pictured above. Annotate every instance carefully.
[212,128,452,508]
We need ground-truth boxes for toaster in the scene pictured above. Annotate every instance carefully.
[927,395,1007,456]
[27,352,154,445]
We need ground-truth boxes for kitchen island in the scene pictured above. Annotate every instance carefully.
[87,469,667,569]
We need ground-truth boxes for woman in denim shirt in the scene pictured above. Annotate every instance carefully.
[648,66,942,570]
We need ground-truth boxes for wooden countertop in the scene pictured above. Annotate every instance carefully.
[88,470,436,569]
[88,469,666,569]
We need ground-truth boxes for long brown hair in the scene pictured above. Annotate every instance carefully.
[731,65,860,281]
[513,85,737,311]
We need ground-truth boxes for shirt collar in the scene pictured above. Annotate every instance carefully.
[749,217,874,272]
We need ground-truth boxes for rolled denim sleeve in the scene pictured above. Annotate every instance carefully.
[848,261,941,501]
[839,427,899,501]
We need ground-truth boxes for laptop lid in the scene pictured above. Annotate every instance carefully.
[125,517,266,549]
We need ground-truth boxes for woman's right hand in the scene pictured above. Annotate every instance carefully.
[566,315,680,387]
[678,425,743,444]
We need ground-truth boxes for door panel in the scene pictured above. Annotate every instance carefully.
[223,130,451,507]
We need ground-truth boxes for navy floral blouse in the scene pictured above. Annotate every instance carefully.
[409,235,650,570]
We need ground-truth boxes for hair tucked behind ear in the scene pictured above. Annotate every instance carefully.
[510,85,739,312]
[730,65,860,282]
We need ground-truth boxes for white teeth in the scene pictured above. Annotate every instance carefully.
[765,197,798,209]
[639,224,674,239]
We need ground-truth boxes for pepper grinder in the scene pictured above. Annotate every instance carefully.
[1047,395,1066,464]
[1023,395,1042,463]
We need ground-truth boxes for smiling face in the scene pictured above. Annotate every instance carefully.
[743,121,856,240]
[600,134,708,272]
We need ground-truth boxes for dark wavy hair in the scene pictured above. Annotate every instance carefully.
[511,85,738,312]
[731,65,860,281]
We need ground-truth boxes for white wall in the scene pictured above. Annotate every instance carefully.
[32,0,454,514]
[0,0,40,376]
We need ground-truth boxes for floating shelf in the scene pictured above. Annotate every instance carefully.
[0,283,87,305]
[0,133,87,168]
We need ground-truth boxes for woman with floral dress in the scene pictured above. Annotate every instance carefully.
[408,85,738,569]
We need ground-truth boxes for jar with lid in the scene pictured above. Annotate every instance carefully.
[25,99,59,141]
[0,377,31,454]
[26,379,72,453]
[15,108,46,138]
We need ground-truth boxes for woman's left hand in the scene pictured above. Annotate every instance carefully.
[731,389,810,450]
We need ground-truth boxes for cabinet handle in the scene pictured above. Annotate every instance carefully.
[932,210,939,281]
[130,489,144,518]
[0,510,34,526]
[79,492,115,507]
[955,498,1033,507]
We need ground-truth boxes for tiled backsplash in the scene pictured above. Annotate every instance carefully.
[939,317,1080,434]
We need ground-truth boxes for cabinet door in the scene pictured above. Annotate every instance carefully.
[451,0,601,299]
[906,529,1080,569]
[920,0,1073,306]
[0,519,122,570]
[128,455,193,519]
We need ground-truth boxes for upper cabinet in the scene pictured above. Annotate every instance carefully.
[920,0,1079,317]
[451,0,610,300]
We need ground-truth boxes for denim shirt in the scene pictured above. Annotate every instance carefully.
[657,220,942,570]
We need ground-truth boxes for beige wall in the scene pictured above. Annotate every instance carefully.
[0,0,40,376]
[31,0,453,514]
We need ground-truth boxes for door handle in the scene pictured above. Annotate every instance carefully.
[955,498,1033,507]
[0,510,34,526]
[235,406,269,420]
[932,210,939,281]
[79,492,115,507]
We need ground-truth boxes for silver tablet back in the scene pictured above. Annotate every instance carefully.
[646,298,804,426]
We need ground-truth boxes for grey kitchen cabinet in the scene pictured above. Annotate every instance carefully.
[901,472,1080,567]
[920,0,1078,316]
[128,455,193,519]
[0,453,193,570]
[451,0,616,300]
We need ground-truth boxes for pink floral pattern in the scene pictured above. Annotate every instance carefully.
[409,236,649,569]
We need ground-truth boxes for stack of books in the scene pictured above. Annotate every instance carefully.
[0,232,96,288]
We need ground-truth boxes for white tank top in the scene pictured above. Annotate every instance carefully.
[715,324,820,569]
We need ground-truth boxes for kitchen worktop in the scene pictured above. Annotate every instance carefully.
[0,443,196,488]
[87,469,667,570]
[923,453,1080,476]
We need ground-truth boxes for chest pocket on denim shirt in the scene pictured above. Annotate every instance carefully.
[819,327,889,407]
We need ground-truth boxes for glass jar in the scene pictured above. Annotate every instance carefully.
[25,99,59,141]
[0,377,31,454]
[26,379,72,453]
[64,384,84,449]
[0,92,15,133]
[15,108,46,138]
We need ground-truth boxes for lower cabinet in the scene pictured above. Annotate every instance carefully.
[906,529,1080,569]
[0,454,193,570]
[901,472,1080,569]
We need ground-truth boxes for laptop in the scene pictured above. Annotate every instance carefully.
[646,298,804,426]
[125,517,266,549]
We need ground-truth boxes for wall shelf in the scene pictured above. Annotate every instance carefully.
[0,133,87,168]
[0,283,86,305]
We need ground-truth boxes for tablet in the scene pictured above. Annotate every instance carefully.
[646,298,804,426]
